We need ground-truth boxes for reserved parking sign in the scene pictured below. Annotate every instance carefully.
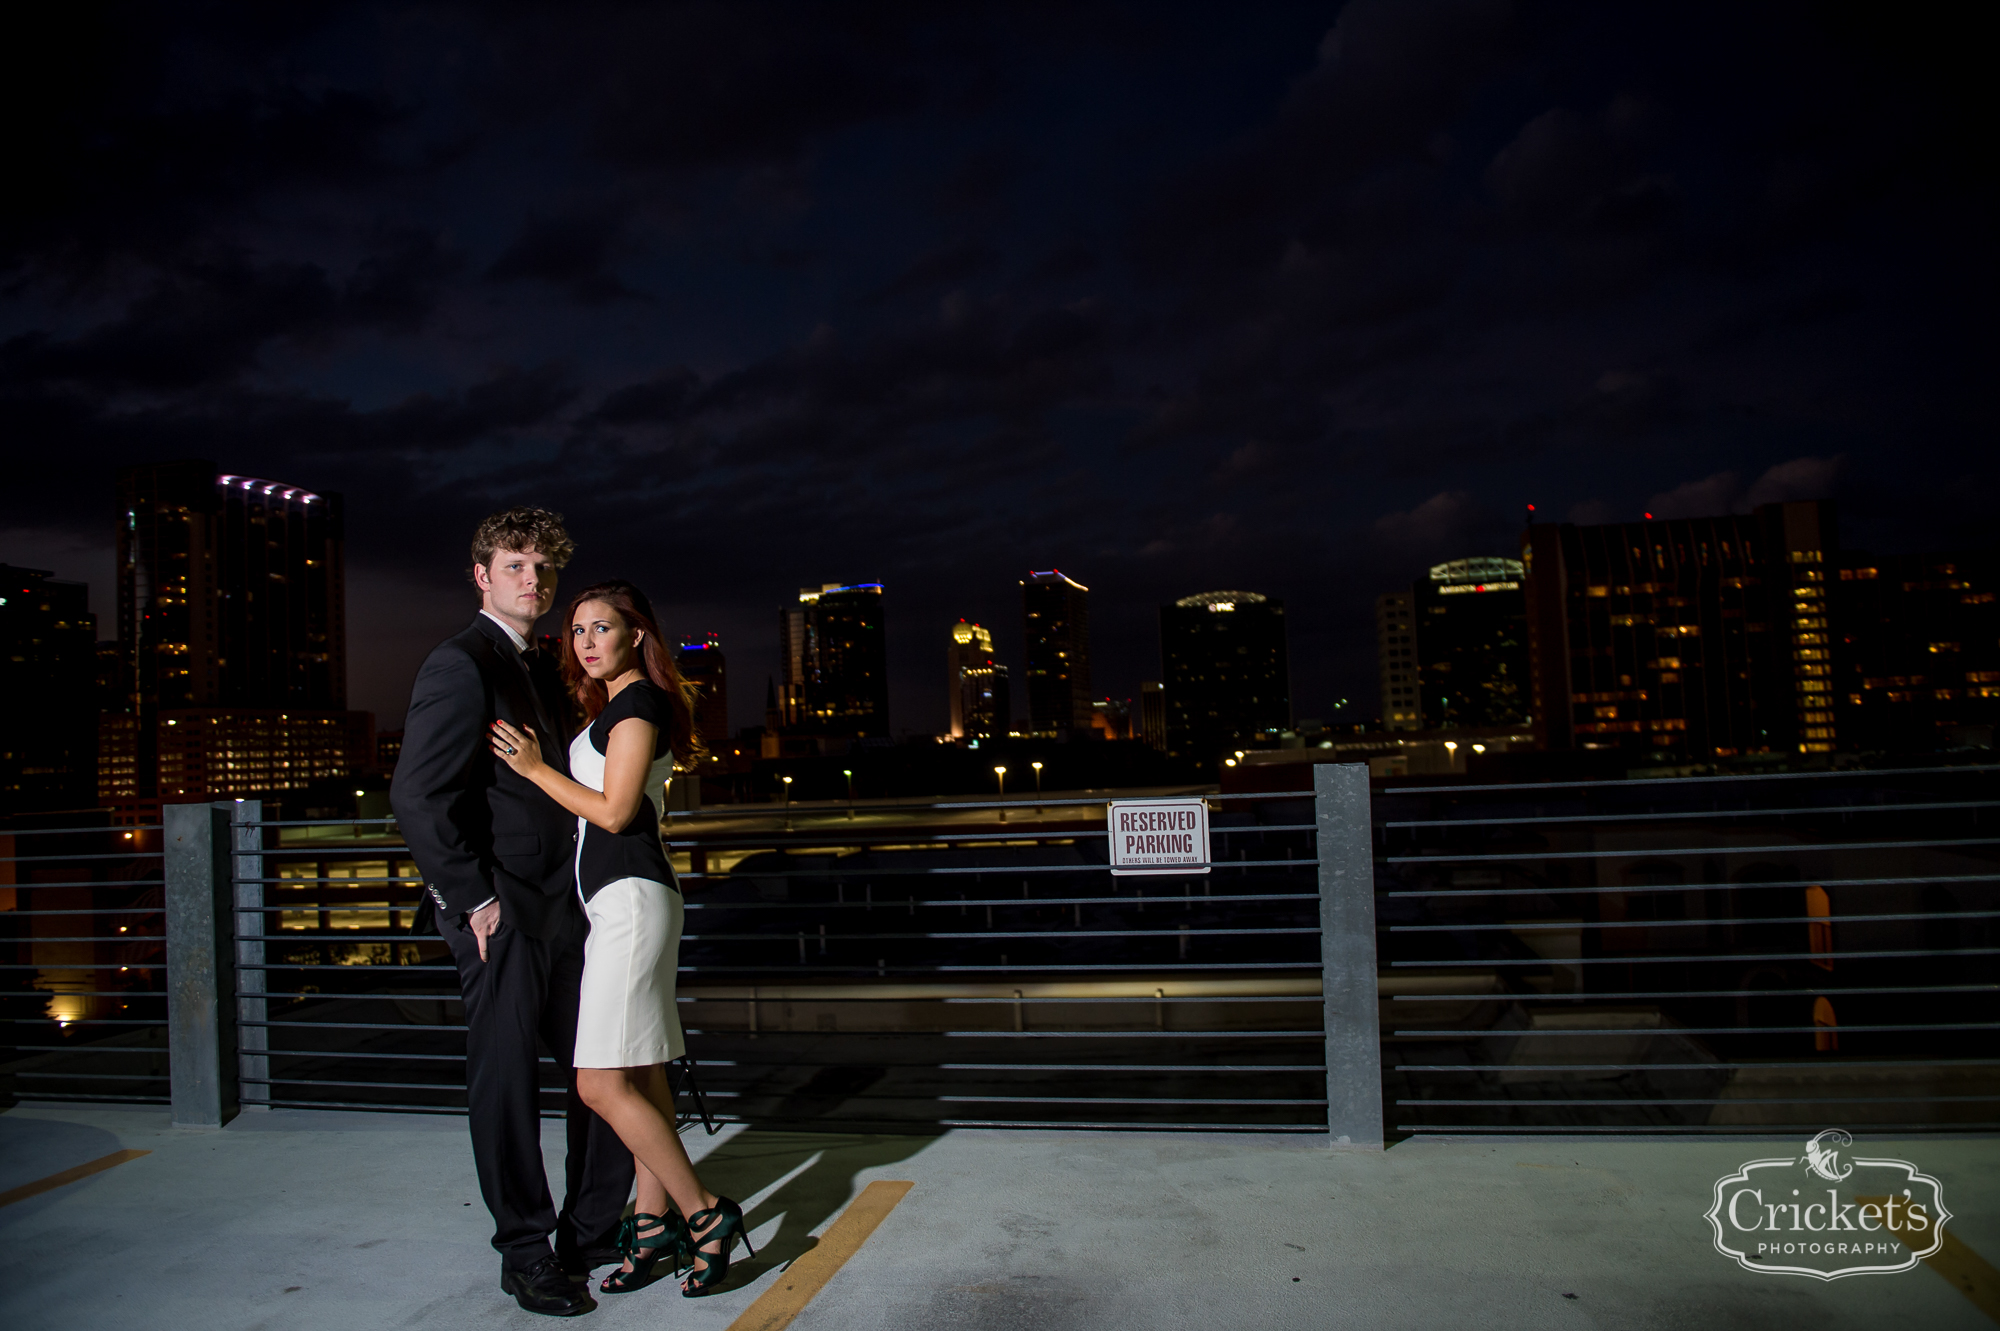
[1106,797,1211,875]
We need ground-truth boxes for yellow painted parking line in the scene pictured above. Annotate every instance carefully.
[726,1180,915,1331]
[0,1149,150,1209]
[1859,1195,2000,1324]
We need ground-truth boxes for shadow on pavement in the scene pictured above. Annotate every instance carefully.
[687,1127,938,1293]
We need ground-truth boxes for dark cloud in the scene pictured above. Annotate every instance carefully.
[1,0,1992,733]
[486,215,644,305]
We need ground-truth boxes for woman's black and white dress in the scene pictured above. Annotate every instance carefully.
[569,679,685,1069]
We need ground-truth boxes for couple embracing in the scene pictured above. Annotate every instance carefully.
[390,507,750,1316]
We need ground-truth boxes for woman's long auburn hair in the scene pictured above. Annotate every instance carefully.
[558,580,703,765]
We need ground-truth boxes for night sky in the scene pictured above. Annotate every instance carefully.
[3,3,1991,736]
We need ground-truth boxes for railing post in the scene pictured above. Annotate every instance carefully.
[232,800,268,1110]
[164,801,238,1128]
[1314,762,1382,1147]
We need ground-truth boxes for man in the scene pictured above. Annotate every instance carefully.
[391,507,631,1317]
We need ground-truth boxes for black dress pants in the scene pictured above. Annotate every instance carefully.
[443,913,632,1268]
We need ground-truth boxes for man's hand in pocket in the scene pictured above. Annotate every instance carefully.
[469,900,502,962]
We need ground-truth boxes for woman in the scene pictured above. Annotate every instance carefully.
[489,579,752,1298]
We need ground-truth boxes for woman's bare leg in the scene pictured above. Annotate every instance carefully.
[578,1067,717,1226]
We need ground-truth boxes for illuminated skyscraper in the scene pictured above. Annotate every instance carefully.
[1138,681,1167,751]
[947,621,1009,739]
[1523,501,1835,757]
[1414,557,1529,730]
[777,583,889,738]
[110,461,352,798]
[1160,590,1289,766]
[1022,570,1091,735]
[676,634,728,761]
[1377,591,1420,731]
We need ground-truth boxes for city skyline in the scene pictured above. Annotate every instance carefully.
[1,7,1991,740]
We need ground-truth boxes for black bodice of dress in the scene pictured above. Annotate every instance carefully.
[574,679,678,903]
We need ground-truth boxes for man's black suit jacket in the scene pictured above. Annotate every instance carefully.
[391,614,583,943]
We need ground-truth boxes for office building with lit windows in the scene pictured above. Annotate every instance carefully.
[1160,590,1290,766]
[1523,501,1836,757]
[109,461,356,798]
[1832,551,2000,751]
[1138,681,1167,751]
[0,565,100,809]
[676,634,729,761]
[777,583,890,738]
[1022,570,1092,735]
[1377,591,1421,731]
[947,621,1009,740]
[1414,558,1530,730]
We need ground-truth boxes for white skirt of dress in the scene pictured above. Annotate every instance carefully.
[573,876,685,1069]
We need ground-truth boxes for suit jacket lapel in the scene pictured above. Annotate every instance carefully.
[472,616,564,763]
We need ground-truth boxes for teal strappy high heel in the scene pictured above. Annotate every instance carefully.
[599,1212,687,1294]
[681,1197,755,1297]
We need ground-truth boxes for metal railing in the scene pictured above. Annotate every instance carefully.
[160,765,1376,1139]
[1377,762,2000,1135]
[0,820,169,1106]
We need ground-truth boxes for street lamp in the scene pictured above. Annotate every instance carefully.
[1031,761,1043,814]
[994,765,1007,823]
[843,768,855,819]
[1444,740,1459,771]
[781,773,794,829]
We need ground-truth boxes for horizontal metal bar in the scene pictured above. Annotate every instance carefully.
[1399,1096,2000,1107]
[683,858,1315,878]
[241,1077,545,1093]
[262,1049,476,1062]
[9,1092,171,1104]
[1393,947,2000,967]
[1398,1023,2000,1037]
[239,877,420,885]
[0,991,168,1000]
[0,908,165,917]
[936,1095,1328,1106]
[941,1029,1320,1038]
[1387,799,2000,830]
[236,992,455,1002]
[947,995,1318,1005]
[0,879,167,889]
[232,925,1319,945]
[1388,873,2000,900]
[1389,836,2000,864]
[235,964,457,972]
[0,1045,164,1054]
[935,1119,1328,1132]
[1,936,165,943]
[11,1071,168,1081]
[1391,909,2000,933]
[2,1018,166,1026]
[1391,984,1997,1002]
[680,962,1324,976]
[0,965,165,970]
[1397,1059,2000,1071]
[1397,1123,2000,1133]
[240,818,401,828]
[939,1063,1327,1072]
[1383,763,2000,795]
[690,892,1320,910]
[0,852,165,864]
[0,824,162,837]
[242,1020,465,1032]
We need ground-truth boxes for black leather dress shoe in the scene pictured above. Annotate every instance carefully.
[559,1244,624,1282]
[502,1256,595,1316]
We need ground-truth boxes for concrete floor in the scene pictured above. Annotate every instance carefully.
[1,1104,1994,1329]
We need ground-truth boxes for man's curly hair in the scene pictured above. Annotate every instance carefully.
[469,507,576,579]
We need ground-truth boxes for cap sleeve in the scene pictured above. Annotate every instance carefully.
[617,680,673,759]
